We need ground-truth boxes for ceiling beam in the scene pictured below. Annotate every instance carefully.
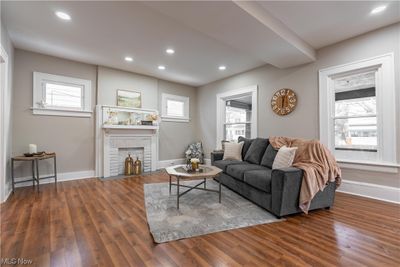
[233,1,316,62]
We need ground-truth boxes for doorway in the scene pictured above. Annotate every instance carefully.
[0,45,9,202]
[216,85,258,149]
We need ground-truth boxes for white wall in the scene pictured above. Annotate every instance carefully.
[1,21,14,202]
[197,23,400,189]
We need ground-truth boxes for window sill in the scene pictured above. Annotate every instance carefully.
[31,107,92,118]
[337,159,399,173]
[161,116,190,123]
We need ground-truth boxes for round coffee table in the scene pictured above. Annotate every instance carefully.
[165,165,222,209]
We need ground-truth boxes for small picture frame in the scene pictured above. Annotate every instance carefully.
[117,89,141,108]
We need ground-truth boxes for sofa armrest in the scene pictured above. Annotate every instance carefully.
[211,151,224,164]
[271,167,303,217]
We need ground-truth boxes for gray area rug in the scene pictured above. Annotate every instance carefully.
[144,180,283,243]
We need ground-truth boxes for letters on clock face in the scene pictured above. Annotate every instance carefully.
[271,88,297,116]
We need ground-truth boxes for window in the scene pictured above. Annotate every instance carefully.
[334,74,377,153]
[216,85,258,148]
[224,100,252,142]
[319,53,397,170]
[161,93,189,122]
[33,72,92,117]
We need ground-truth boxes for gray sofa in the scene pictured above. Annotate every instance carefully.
[211,137,336,218]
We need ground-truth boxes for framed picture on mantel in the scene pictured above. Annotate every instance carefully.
[117,89,141,108]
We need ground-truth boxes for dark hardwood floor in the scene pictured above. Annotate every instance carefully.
[1,172,400,267]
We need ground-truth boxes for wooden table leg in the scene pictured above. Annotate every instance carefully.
[177,176,180,209]
[169,175,172,194]
[219,179,222,203]
[54,155,57,184]
[35,159,40,190]
[11,159,15,193]
[31,160,35,187]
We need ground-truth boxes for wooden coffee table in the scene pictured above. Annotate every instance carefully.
[165,165,222,209]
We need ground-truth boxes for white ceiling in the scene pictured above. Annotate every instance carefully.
[2,1,399,87]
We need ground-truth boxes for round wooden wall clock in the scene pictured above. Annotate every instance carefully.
[271,88,297,116]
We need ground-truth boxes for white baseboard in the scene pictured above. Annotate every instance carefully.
[2,170,96,203]
[337,180,400,204]
[13,170,96,188]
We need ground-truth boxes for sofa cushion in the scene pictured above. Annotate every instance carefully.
[223,142,244,161]
[244,169,273,193]
[272,146,298,169]
[238,136,254,160]
[260,144,278,168]
[226,163,267,181]
[244,138,270,164]
[213,160,247,172]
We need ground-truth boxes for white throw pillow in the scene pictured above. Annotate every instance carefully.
[272,146,298,169]
[223,142,244,161]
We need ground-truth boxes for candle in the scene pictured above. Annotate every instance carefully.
[29,144,37,154]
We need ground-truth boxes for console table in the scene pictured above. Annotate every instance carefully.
[11,154,57,192]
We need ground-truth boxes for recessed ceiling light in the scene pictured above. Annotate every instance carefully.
[166,48,175,54]
[124,56,133,62]
[218,65,226,70]
[370,5,387,14]
[158,65,166,70]
[55,11,71,21]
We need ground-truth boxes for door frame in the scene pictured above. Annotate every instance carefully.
[216,85,258,149]
[0,44,9,202]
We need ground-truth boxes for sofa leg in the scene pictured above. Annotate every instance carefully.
[325,206,331,210]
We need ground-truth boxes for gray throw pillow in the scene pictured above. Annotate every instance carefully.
[238,136,254,160]
[244,138,269,164]
[260,144,278,168]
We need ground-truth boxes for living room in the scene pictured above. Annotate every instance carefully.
[1,1,399,266]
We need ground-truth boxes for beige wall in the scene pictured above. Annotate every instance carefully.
[97,66,158,109]
[12,54,199,177]
[158,80,199,160]
[12,49,97,177]
[97,66,198,160]
[1,21,14,200]
[197,23,400,188]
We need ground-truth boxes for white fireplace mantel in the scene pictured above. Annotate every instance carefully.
[95,105,159,178]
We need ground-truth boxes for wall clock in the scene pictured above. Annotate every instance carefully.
[271,88,297,116]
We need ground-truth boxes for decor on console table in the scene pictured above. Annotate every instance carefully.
[117,89,141,108]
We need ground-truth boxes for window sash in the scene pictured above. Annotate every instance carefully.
[42,81,84,110]
[166,99,184,117]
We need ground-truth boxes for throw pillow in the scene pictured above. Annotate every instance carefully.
[244,138,269,164]
[272,146,298,169]
[238,136,254,160]
[223,142,244,161]
[260,144,278,168]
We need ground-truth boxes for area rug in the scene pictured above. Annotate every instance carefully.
[144,180,283,243]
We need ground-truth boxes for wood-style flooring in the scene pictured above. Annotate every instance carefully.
[1,172,400,267]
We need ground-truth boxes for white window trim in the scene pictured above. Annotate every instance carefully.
[32,72,92,117]
[216,85,258,149]
[319,53,397,172]
[161,93,189,122]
